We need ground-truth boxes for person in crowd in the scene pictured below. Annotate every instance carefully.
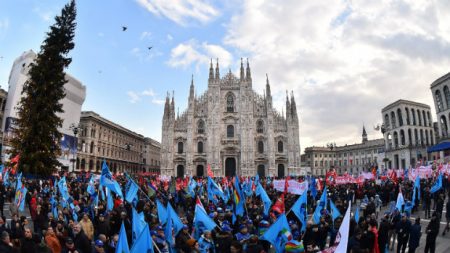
[79,213,94,241]
[73,223,91,253]
[378,215,390,253]
[0,231,13,253]
[61,237,80,253]
[20,227,37,253]
[443,197,450,236]
[44,227,61,253]
[424,214,440,253]
[396,214,411,253]
[408,217,421,253]
[198,230,215,253]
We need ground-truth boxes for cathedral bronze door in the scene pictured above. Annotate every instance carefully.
[196,165,204,177]
[277,164,285,178]
[225,158,236,177]
[257,165,265,177]
[177,165,185,178]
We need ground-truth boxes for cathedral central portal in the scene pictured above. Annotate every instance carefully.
[225,157,236,177]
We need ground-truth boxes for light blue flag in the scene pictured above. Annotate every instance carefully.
[396,191,405,212]
[310,177,317,199]
[167,202,184,236]
[291,191,308,232]
[132,208,146,243]
[156,200,168,225]
[130,224,153,253]
[126,178,139,203]
[313,187,327,224]
[329,199,341,221]
[116,222,130,253]
[3,170,9,186]
[58,177,71,201]
[0,165,3,175]
[193,204,217,239]
[100,161,123,199]
[412,175,420,204]
[260,214,292,253]
[16,172,22,190]
[354,207,360,222]
[234,175,245,217]
[207,177,225,203]
[430,174,443,194]
[18,187,27,212]
[106,188,114,211]
[87,175,96,196]
[165,203,174,245]
[188,177,197,198]
[255,183,272,215]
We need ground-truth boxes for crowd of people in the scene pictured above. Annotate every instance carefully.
[0,167,448,253]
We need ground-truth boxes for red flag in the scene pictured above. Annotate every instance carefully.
[284,176,291,193]
[10,154,20,164]
[389,170,398,184]
[326,169,337,185]
[371,167,377,178]
[207,164,214,177]
[272,193,285,214]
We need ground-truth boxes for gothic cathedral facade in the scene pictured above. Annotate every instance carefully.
[160,59,301,177]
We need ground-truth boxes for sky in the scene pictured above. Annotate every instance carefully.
[1,0,450,153]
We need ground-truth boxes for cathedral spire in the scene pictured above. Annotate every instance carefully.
[215,58,220,80]
[189,74,195,103]
[240,58,245,81]
[246,58,252,81]
[290,90,297,118]
[266,73,271,98]
[286,90,291,119]
[164,92,170,118]
[209,58,214,81]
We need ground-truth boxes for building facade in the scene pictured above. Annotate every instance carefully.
[303,127,384,176]
[1,50,86,169]
[160,60,301,177]
[0,89,7,152]
[430,73,450,144]
[144,137,161,174]
[382,100,434,169]
[77,111,160,174]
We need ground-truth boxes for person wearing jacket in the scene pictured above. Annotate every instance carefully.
[408,217,421,253]
[198,230,215,253]
[396,214,411,253]
[378,215,390,253]
[44,227,61,253]
[79,213,94,241]
[424,214,440,253]
[0,231,13,253]
[73,223,91,253]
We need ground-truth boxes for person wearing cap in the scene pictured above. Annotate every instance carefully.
[245,234,264,253]
[44,226,61,253]
[95,213,110,238]
[93,239,105,253]
[153,226,169,253]
[235,224,251,250]
[215,224,233,252]
[198,230,215,253]
[61,237,79,253]
[0,231,13,253]
[175,224,192,253]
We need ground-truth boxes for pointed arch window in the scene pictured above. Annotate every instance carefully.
[197,120,205,134]
[256,120,264,133]
[177,142,184,154]
[258,141,264,153]
[197,141,204,153]
[278,141,284,152]
[226,94,234,112]
[227,125,234,138]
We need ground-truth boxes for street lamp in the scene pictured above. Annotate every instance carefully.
[69,123,80,173]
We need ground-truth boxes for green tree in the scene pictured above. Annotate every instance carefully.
[11,0,77,176]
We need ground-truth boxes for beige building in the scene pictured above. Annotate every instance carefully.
[76,111,160,174]
[381,100,434,169]
[303,127,385,176]
[144,137,161,174]
[0,88,7,152]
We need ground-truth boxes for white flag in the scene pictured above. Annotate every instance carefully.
[334,201,351,253]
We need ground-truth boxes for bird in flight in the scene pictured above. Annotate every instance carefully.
[22,63,26,67]
[122,26,127,31]
[148,46,153,51]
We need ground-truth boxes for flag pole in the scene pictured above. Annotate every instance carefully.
[124,173,155,206]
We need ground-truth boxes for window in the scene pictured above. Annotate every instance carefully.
[226,94,234,112]
[198,141,204,153]
[227,125,234,138]
[278,141,283,152]
[397,108,403,126]
[405,108,410,125]
[197,120,205,134]
[258,141,264,153]
[436,90,444,112]
[411,109,416,125]
[177,142,184,154]
[256,120,264,133]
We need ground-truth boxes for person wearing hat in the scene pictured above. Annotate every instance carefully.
[93,239,105,253]
[175,224,192,253]
[153,226,169,253]
[61,237,79,253]
[95,213,110,238]
[198,230,215,253]
[235,224,251,250]
[215,224,233,252]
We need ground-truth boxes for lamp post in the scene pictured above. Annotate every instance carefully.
[69,124,80,173]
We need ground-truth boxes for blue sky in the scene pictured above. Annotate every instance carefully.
[1,0,450,151]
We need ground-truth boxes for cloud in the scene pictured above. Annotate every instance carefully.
[130,47,160,62]
[0,18,9,36]
[221,0,450,151]
[128,88,165,105]
[127,91,141,103]
[140,31,152,40]
[136,0,219,26]
[33,7,53,22]
[167,39,232,70]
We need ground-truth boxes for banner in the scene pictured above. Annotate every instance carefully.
[273,180,308,195]
[361,172,374,180]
